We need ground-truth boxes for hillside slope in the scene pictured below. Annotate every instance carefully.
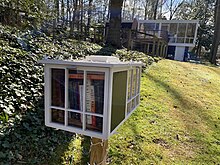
[0,24,154,164]
[108,60,220,164]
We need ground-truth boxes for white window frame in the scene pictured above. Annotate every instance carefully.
[44,64,110,139]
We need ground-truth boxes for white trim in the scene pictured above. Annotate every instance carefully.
[168,43,195,47]
[65,69,68,126]
[84,112,103,118]
[127,93,140,103]
[158,22,162,37]
[194,22,199,44]
[50,106,65,111]
[125,70,129,116]
[47,122,105,139]
[67,109,84,113]
[103,68,110,139]
[44,65,50,126]
[184,23,189,44]
[82,70,86,131]
[107,68,113,138]
[137,19,199,24]
[39,59,143,68]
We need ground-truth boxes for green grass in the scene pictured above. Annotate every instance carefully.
[108,60,220,164]
[65,59,220,164]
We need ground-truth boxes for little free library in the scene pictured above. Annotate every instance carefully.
[39,56,143,139]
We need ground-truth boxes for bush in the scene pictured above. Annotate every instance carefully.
[0,24,155,164]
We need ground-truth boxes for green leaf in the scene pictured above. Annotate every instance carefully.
[2,141,10,148]
[0,151,6,158]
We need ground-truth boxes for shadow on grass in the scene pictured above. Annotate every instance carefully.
[207,67,220,76]
[145,73,192,110]
[145,72,220,143]
[0,99,75,165]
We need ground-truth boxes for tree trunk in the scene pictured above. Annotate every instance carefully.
[76,0,80,31]
[144,2,148,20]
[132,0,136,19]
[87,0,92,37]
[106,0,124,48]
[70,0,77,36]
[103,0,109,22]
[61,0,65,27]
[87,0,92,27]
[169,0,173,20]
[153,0,159,20]
[66,0,70,26]
[210,0,220,64]
[56,0,59,23]
[80,0,83,35]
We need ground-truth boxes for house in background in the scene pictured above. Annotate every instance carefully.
[137,20,199,61]
[123,19,199,61]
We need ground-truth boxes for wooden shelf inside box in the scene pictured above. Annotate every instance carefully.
[68,118,82,128]
[69,74,104,80]
[68,118,102,132]
[86,124,102,132]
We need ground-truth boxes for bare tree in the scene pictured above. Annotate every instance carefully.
[153,0,160,19]
[61,0,65,26]
[210,0,220,64]
[164,0,184,20]
[106,0,124,48]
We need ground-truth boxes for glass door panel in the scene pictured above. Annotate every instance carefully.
[51,69,65,107]
[85,71,105,115]
[68,69,84,111]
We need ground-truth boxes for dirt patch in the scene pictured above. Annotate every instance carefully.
[152,138,170,149]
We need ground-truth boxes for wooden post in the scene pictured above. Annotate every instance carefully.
[144,43,146,53]
[156,40,159,57]
[152,39,156,56]
[147,43,150,54]
[164,45,168,58]
[127,29,132,50]
[160,43,163,57]
[90,137,108,165]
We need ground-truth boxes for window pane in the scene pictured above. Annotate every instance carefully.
[51,109,64,124]
[86,115,103,132]
[51,69,65,107]
[68,111,82,128]
[132,99,136,110]
[127,70,132,100]
[86,72,105,114]
[132,69,137,97]
[145,23,156,31]
[177,37,184,43]
[161,23,169,31]
[187,23,196,37]
[136,67,140,95]
[68,70,84,110]
[178,23,186,37]
[169,23,177,36]
[136,95,140,106]
[127,101,132,114]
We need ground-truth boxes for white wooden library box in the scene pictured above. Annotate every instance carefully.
[39,56,143,139]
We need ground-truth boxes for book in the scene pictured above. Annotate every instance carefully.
[85,79,96,126]
[68,73,104,130]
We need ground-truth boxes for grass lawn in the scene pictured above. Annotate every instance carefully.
[108,60,220,164]
[61,59,220,164]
